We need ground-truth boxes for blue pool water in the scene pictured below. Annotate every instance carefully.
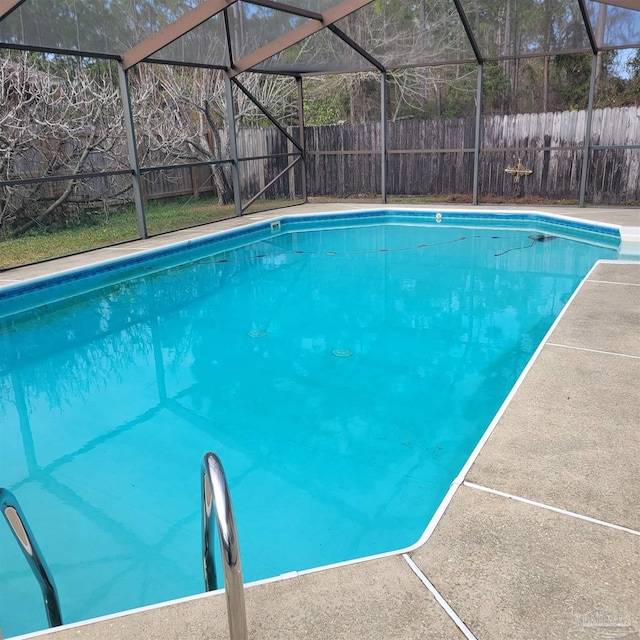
[0,212,619,636]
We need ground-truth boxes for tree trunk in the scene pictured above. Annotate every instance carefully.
[542,4,553,113]
[542,55,549,112]
[502,0,512,112]
[202,113,235,205]
[211,164,234,205]
[349,77,367,124]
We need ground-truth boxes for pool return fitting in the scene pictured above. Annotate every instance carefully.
[0,487,63,628]
[202,452,248,640]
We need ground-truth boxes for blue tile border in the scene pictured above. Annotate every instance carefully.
[0,208,621,313]
[277,209,621,238]
[0,221,274,303]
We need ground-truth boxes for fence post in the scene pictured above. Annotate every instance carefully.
[117,62,147,238]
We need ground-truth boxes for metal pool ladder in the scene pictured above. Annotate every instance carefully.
[201,452,248,640]
[0,487,63,628]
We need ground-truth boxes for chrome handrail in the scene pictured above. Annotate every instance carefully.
[0,488,63,628]
[201,452,248,640]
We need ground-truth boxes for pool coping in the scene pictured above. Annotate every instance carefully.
[3,203,639,640]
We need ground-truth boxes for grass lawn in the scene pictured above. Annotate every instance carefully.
[4,192,607,271]
[0,195,308,271]
[0,198,238,271]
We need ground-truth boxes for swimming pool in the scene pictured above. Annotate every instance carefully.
[0,209,620,637]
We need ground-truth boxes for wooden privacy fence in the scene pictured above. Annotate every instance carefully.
[139,126,301,203]
[146,106,635,204]
[31,106,636,207]
[305,106,640,204]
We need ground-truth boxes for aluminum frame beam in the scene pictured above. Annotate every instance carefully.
[253,58,478,76]
[232,77,303,151]
[452,0,484,64]
[483,48,593,62]
[577,0,599,55]
[140,159,233,174]
[223,8,235,68]
[230,0,375,77]
[224,71,243,217]
[0,0,26,21]
[243,0,323,21]
[579,55,598,207]
[595,0,640,9]
[241,156,301,212]
[123,0,237,70]
[327,24,385,72]
[381,70,387,203]
[473,64,483,205]
[296,76,307,202]
[0,169,131,188]
[117,62,148,238]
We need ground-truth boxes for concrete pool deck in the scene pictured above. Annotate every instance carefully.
[3,204,639,640]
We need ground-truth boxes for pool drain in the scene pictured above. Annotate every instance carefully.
[248,329,268,338]
[332,348,353,358]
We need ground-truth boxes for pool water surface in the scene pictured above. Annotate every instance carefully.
[0,212,619,636]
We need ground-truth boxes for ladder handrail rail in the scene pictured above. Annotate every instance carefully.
[201,452,248,640]
[0,487,63,628]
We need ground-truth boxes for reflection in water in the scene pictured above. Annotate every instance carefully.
[0,223,617,637]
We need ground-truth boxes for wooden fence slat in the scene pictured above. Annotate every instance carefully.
[16,106,635,206]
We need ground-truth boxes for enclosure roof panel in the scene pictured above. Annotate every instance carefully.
[227,1,310,61]
[147,10,230,66]
[332,0,477,68]
[587,0,640,47]
[252,25,376,73]
[0,0,639,71]
[596,0,640,10]
[230,0,373,75]
[253,0,355,12]
[0,0,209,58]
[458,0,593,60]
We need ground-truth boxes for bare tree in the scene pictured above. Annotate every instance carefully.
[0,55,126,237]
[293,0,477,122]
[130,64,297,205]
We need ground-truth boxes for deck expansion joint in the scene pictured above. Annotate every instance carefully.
[402,554,478,640]
[586,279,640,286]
[463,482,640,536]
[546,343,640,360]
